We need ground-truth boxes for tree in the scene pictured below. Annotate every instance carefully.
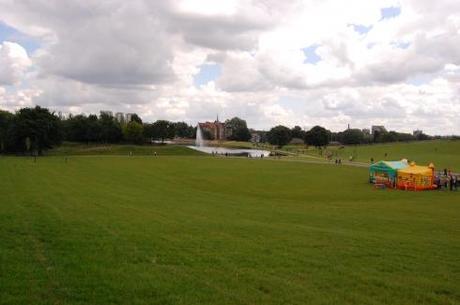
[86,114,101,142]
[415,132,430,141]
[304,126,330,147]
[174,122,194,138]
[63,114,86,142]
[373,130,383,143]
[267,125,292,147]
[123,121,144,144]
[99,113,123,143]
[63,114,100,143]
[130,113,143,124]
[143,123,155,142]
[396,132,415,142]
[151,120,175,142]
[339,129,365,145]
[225,117,251,141]
[291,126,305,139]
[10,106,62,154]
[0,110,13,152]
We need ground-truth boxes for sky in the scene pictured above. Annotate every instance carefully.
[0,0,459,134]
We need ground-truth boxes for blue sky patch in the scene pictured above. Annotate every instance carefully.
[279,96,306,114]
[302,45,321,64]
[193,63,222,87]
[392,41,411,49]
[0,21,41,52]
[407,74,432,86]
[380,6,401,20]
[350,24,373,34]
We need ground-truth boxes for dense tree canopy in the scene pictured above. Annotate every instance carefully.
[174,122,194,138]
[130,113,143,124]
[99,113,123,143]
[0,110,13,152]
[146,120,175,142]
[267,125,292,147]
[123,121,144,144]
[338,129,365,145]
[7,106,62,154]
[225,117,251,141]
[304,126,330,147]
[291,126,306,139]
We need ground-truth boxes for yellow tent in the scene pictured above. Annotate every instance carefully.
[396,162,435,191]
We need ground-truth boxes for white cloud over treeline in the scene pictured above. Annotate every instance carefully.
[0,0,459,134]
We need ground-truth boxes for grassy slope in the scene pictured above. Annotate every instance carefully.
[0,156,459,305]
[47,142,204,156]
[294,140,460,170]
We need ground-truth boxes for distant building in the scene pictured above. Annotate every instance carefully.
[126,113,135,123]
[115,112,125,123]
[198,116,227,140]
[371,125,387,135]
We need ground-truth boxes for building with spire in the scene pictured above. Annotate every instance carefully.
[198,116,228,140]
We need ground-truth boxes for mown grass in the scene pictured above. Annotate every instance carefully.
[285,140,460,170]
[0,156,459,305]
[333,140,460,169]
[47,142,204,156]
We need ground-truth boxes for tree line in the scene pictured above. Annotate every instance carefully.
[0,106,253,154]
[0,106,198,154]
[265,125,430,148]
[0,105,433,154]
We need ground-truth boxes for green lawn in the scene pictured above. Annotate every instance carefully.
[47,142,204,156]
[1,156,459,305]
[296,140,460,170]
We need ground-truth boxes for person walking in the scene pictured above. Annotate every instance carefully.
[449,175,453,191]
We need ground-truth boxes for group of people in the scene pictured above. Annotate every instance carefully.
[435,169,458,191]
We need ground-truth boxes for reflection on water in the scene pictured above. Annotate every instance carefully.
[188,146,270,157]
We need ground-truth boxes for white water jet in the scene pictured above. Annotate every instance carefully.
[191,122,270,157]
[195,124,205,147]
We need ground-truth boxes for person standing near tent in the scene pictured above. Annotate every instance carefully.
[453,175,458,191]
[435,174,441,190]
[449,175,454,191]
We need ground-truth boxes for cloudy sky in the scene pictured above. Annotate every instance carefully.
[0,0,459,134]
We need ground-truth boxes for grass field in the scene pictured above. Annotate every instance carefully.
[47,142,204,156]
[284,140,460,170]
[1,155,459,305]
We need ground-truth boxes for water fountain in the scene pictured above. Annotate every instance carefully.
[195,124,204,147]
[190,122,270,157]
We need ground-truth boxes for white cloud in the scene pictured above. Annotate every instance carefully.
[0,41,31,85]
[0,0,459,134]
